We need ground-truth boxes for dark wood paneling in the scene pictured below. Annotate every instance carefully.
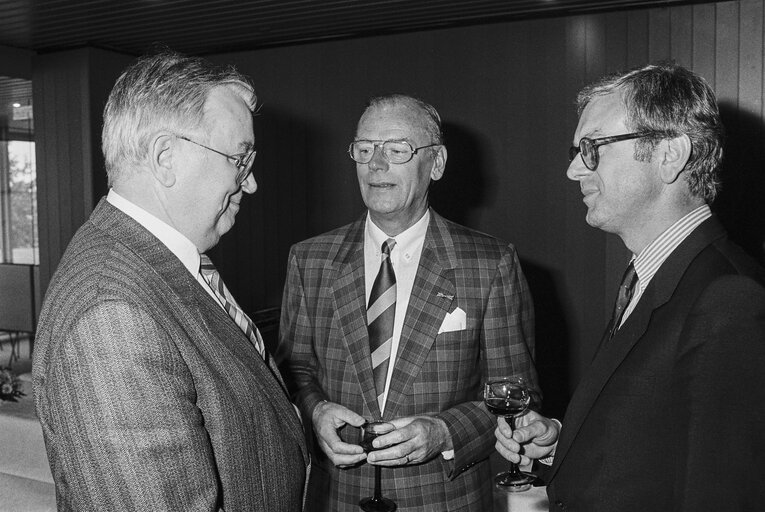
[32,48,131,295]
[0,0,719,56]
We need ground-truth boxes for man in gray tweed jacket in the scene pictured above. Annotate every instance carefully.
[33,50,308,511]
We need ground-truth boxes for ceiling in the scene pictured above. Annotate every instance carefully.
[1,0,714,57]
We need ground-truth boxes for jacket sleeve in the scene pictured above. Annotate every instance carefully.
[37,301,220,512]
[276,247,328,420]
[437,246,538,477]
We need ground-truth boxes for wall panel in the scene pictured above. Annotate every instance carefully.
[33,48,132,294]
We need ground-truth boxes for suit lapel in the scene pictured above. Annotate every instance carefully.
[330,215,384,418]
[549,217,727,480]
[91,199,307,460]
[384,210,457,420]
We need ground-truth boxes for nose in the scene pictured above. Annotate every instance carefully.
[367,145,389,172]
[240,171,257,194]
[567,157,592,181]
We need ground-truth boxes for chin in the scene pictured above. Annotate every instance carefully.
[585,210,602,229]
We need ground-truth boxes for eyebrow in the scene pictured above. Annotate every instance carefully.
[237,140,255,153]
[353,138,415,143]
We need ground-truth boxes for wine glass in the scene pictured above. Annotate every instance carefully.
[359,421,397,512]
[484,376,536,492]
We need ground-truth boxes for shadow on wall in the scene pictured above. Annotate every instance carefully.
[715,102,765,266]
[521,262,571,420]
[429,121,487,227]
[429,121,572,419]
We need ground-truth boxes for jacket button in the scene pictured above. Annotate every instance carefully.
[555,500,566,510]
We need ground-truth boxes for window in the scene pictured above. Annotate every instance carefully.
[0,76,36,265]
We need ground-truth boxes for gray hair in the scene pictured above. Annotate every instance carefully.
[102,49,255,185]
[362,94,444,146]
[577,63,724,203]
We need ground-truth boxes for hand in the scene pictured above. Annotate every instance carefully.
[366,416,452,467]
[312,401,367,467]
[495,410,559,466]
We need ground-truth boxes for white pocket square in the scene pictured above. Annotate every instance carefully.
[438,307,467,334]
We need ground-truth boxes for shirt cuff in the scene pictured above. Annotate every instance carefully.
[441,449,455,460]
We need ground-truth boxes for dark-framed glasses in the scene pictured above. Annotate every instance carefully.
[569,132,655,171]
[348,139,440,165]
[176,135,256,185]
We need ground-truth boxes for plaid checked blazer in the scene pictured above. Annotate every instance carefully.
[33,199,309,511]
[278,209,538,512]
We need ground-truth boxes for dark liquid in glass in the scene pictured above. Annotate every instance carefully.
[485,397,527,417]
[360,432,380,453]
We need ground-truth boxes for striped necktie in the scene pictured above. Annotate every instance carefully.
[608,262,638,340]
[199,254,266,360]
[368,239,396,413]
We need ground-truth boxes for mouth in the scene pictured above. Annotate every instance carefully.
[227,197,241,214]
[368,182,395,189]
[580,186,599,202]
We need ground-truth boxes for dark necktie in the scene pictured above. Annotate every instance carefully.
[608,262,638,340]
[367,239,396,413]
[199,254,267,360]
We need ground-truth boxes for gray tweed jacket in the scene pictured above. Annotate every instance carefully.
[33,198,309,511]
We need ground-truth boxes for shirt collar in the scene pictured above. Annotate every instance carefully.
[632,204,712,285]
[107,189,201,276]
[365,210,430,257]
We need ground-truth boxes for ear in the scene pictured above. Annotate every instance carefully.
[430,145,448,182]
[658,134,691,184]
[148,133,177,187]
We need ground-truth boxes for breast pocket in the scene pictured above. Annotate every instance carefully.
[411,329,480,404]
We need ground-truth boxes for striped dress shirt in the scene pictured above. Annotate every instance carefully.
[622,204,712,325]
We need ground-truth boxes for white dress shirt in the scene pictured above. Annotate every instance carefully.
[364,210,429,413]
[106,189,220,305]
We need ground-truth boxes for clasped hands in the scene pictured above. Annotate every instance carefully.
[312,401,452,468]
[494,409,560,466]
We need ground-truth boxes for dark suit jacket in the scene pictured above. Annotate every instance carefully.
[33,198,309,511]
[278,209,538,512]
[546,216,765,512]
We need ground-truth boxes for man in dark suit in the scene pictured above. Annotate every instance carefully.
[33,50,309,511]
[277,94,539,511]
[495,63,765,511]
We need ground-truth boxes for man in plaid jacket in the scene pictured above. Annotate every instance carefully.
[278,94,538,511]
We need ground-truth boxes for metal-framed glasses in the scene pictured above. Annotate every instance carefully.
[348,139,440,165]
[569,132,655,171]
[176,135,256,185]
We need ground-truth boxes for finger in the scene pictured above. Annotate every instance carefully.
[494,427,522,452]
[497,417,514,437]
[372,427,413,449]
[495,440,522,464]
[367,441,416,463]
[387,416,416,430]
[322,404,365,428]
[331,452,367,467]
[512,422,548,444]
[330,439,365,455]
[368,450,413,467]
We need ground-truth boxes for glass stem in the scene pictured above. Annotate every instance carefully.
[506,414,521,474]
[373,465,383,500]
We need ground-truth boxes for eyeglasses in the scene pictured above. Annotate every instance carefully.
[176,135,256,185]
[348,139,440,165]
[569,132,655,171]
